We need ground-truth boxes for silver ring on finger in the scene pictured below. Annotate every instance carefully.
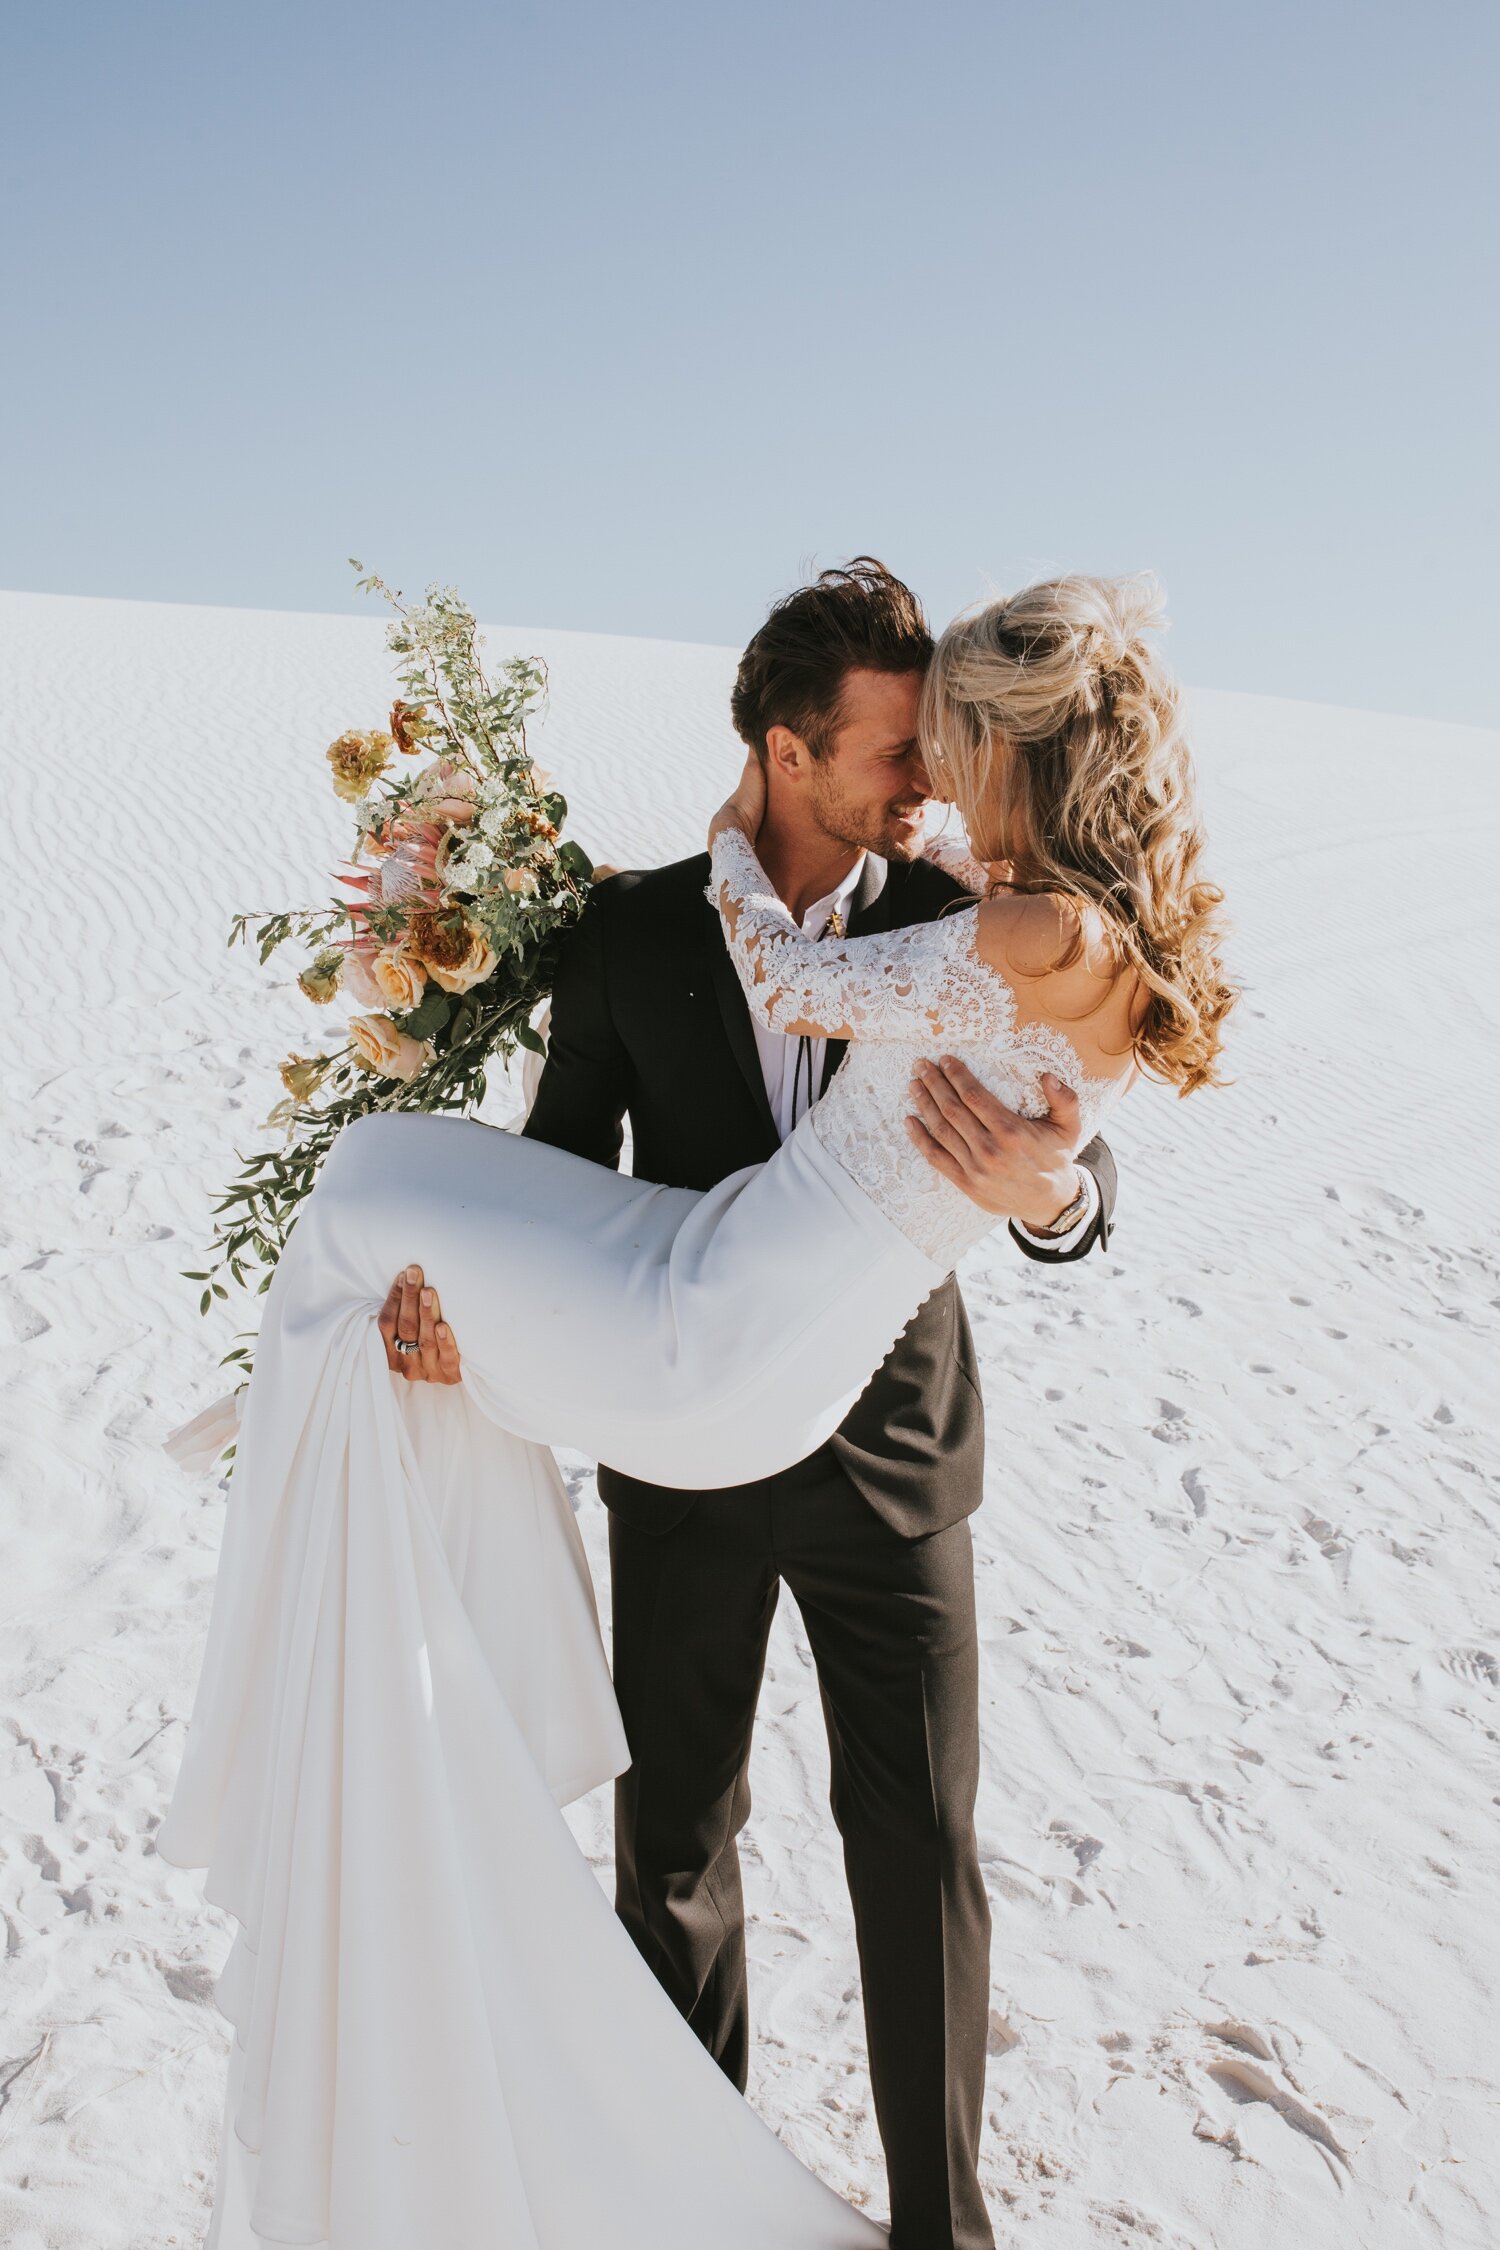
[394,1337,419,1356]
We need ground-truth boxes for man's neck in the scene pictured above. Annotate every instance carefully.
[753,809,864,924]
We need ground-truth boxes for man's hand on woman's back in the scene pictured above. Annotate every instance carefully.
[906,1060,1086,1229]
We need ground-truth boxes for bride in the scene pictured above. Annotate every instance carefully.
[161,572,1233,2248]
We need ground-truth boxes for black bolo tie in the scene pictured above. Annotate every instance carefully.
[789,903,847,1129]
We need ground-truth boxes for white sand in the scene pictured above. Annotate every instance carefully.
[1,589,1496,2250]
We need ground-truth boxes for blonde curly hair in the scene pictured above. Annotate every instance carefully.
[920,573,1235,1094]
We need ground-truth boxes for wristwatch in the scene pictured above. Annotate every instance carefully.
[1028,1169,1092,1239]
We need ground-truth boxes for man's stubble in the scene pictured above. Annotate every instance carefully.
[805,760,928,867]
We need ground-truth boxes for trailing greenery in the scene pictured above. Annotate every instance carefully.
[190,570,591,1362]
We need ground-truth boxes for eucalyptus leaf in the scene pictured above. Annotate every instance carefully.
[403,986,454,1040]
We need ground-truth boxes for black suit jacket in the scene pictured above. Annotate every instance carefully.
[524,849,1117,1537]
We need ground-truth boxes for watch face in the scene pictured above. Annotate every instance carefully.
[1047,1187,1089,1234]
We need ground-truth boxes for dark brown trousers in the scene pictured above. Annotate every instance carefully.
[609,1451,994,2250]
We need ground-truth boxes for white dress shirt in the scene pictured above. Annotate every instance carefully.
[749,853,1099,1255]
[751,857,867,1143]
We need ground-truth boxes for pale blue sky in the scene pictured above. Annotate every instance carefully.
[3,1,1496,723]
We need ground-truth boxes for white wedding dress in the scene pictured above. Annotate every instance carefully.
[161,831,1123,2249]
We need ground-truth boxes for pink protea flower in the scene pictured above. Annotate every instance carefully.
[363,829,445,910]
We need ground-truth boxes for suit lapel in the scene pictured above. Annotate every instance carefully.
[847,851,891,930]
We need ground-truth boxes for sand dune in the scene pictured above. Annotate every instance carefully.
[1,589,1496,2249]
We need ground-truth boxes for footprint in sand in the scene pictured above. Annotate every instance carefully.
[987,2008,1022,2056]
[1048,1820,1104,1873]
[1,1287,52,1342]
[159,1958,220,2006]
[1442,1646,1499,1688]
[1300,1514,1351,1577]
[1202,2018,1274,2061]
[1201,2048,1350,2181]
[22,1834,62,1884]
[1088,2199,1198,2247]
[1180,1466,1208,1517]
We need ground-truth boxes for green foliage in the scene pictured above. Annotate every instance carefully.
[198,572,591,1375]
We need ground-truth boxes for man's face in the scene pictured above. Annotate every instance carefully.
[802,668,932,862]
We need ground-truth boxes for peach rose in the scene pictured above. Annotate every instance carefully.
[502,866,539,896]
[371,944,427,1009]
[413,758,479,825]
[349,1014,432,1082]
[341,947,385,1008]
[426,927,498,995]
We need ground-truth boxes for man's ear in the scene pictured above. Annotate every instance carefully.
[764,724,813,786]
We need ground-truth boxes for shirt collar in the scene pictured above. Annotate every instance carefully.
[800,853,866,936]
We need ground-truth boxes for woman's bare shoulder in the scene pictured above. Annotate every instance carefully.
[973,886,1118,984]
[974,887,1143,1075]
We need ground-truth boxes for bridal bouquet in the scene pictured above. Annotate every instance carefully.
[190,570,593,1332]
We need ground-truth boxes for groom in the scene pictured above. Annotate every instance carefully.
[384,560,1116,2250]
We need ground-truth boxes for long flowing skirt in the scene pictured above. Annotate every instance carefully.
[160,1111,944,2248]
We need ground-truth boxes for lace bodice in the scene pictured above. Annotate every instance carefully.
[709,828,1124,1268]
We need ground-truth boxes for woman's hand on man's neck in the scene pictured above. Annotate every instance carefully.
[752,806,865,926]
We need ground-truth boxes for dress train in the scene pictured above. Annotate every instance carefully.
[162,1113,916,2246]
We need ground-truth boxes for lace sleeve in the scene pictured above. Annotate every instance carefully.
[708,828,1011,1045]
[922,827,994,896]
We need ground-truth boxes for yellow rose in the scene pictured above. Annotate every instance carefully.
[326,729,394,803]
[297,948,344,1005]
[371,944,427,1009]
[349,1014,432,1082]
[278,1052,331,1102]
[426,927,497,994]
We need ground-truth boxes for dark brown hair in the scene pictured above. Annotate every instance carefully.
[731,557,934,761]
